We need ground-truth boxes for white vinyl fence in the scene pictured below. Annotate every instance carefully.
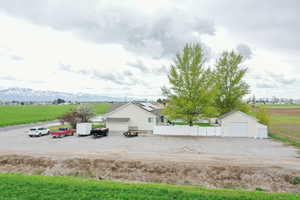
[153,125,221,136]
[256,124,268,139]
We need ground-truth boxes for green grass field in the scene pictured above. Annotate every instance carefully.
[0,174,299,200]
[93,103,111,114]
[255,104,300,148]
[0,104,110,127]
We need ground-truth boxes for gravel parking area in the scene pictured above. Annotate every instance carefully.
[0,123,300,193]
[0,125,299,159]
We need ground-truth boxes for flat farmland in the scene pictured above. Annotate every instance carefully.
[0,104,110,127]
[262,104,300,148]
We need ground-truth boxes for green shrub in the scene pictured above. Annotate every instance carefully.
[256,107,270,126]
[255,187,265,191]
[290,177,300,185]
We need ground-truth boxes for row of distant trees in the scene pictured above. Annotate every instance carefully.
[162,43,250,126]
[247,96,295,105]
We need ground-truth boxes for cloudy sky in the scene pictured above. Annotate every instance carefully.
[0,0,299,99]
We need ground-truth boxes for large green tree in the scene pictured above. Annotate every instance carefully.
[214,51,250,115]
[162,44,217,126]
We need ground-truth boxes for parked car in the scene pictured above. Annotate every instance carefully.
[90,128,109,138]
[51,128,74,138]
[28,127,50,137]
[76,123,92,136]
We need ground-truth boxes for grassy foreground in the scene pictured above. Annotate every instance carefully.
[0,104,110,127]
[0,174,299,200]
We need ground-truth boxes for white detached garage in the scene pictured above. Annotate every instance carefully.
[218,110,268,138]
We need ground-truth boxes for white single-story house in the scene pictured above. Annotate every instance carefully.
[104,102,164,132]
[218,110,268,138]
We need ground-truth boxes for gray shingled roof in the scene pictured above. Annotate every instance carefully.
[108,102,162,116]
[218,110,238,120]
[108,102,127,112]
[218,110,257,121]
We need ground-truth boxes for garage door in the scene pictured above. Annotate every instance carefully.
[107,121,129,132]
[226,122,248,137]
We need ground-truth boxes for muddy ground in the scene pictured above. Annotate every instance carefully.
[0,153,299,193]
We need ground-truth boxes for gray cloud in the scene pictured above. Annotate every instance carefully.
[92,71,125,85]
[10,55,24,61]
[0,75,16,81]
[126,60,169,76]
[123,70,133,77]
[186,0,300,52]
[152,66,169,75]
[59,63,147,86]
[0,75,44,84]
[236,44,252,60]
[126,60,150,73]
[255,82,276,89]
[59,63,72,71]
[268,72,297,85]
[0,0,215,58]
[251,71,298,89]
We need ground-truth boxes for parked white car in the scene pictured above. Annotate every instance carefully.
[28,127,50,137]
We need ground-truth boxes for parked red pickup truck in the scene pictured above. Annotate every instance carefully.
[51,128,74,138]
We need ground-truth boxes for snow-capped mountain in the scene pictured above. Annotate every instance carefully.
[0,88,126,102]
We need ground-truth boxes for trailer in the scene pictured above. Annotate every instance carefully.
[76,123,92,136]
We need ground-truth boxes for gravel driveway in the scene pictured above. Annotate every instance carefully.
[0,125,299,158]
[1,124,299,193]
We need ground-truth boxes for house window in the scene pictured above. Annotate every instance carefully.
[148,117,152,123]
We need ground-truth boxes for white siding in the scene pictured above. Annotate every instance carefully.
[106,121,129,131]
[220,112,257,138]
[106,103,156,131]
[257,124,268,138]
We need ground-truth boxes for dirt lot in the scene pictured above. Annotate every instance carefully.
[268,108,300,115]
[0,123,299,193]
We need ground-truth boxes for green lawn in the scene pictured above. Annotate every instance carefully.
[174,122,213,127]
[0,104,111,127]
[93,103,111,114]
[0,174,299,200]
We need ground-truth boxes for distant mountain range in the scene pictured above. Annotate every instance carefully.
[0,88,129,102]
